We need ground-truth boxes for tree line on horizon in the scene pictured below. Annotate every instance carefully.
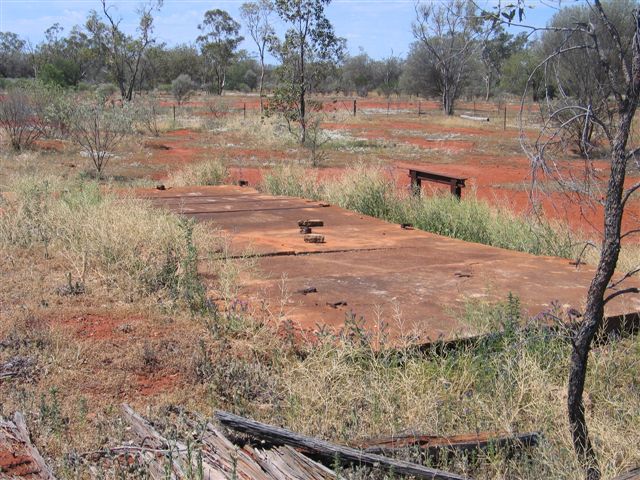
[0,0,606,112]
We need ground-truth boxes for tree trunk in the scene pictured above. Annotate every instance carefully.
[443,88,454,116]
[484,72,492,102]
[567,101,636,480]
[299,41,306,145]
[259,59,265,115]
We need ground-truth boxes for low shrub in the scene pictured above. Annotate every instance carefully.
[0,87,44,150]
[68,101,132,177]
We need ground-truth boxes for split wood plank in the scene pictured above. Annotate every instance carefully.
[121,404,223,480]
[354,431,541,456]
[247,445,336,480]
[0,412,56,480]
[214,410,471,480]
[196,421,272,480]
[459,115,489,122]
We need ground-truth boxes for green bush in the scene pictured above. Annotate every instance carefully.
[38,60,81,88]
[95,83,118,101]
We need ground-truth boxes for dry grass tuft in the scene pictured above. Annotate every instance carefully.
[168,158,229,187]
[0,175,218,305]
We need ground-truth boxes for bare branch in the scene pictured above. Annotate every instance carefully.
[604,287,640,305]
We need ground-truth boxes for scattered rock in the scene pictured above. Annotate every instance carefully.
[454,271,472,278]
[0,357,35,380]
[55,274,85,296]
[118,324,134,334]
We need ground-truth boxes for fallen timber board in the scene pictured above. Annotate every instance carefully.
[0,412,56,480]
[142,186,640,344]
[247,445,336,480]
[215,410,470,480]
[352,431,541,457]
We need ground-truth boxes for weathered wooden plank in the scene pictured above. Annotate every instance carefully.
[0,412,56,480]
[215,410,471,480]
[197,421,272,480]
[121,404,225,480]
[248,445,335,480]
[353,431,541,457]
[460,115,489,122]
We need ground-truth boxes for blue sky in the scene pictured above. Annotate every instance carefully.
[0,0,576,60]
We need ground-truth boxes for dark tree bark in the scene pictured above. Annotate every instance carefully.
[564,6,640,480]
[500,1,640,477]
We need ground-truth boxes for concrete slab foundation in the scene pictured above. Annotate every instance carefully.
[143,186,640,343]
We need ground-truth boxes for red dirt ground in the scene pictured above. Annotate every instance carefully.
[140,99,640,239]
[53,313,144,340]
[43,311,183,398]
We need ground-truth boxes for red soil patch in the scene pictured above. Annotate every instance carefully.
[134,373,180,396]
[52,313,144,341]
[137,115,639,239]
[34,138,65,152]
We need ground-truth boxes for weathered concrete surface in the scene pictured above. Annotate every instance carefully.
[143,186,640,343]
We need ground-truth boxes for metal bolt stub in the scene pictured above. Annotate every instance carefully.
[297,287,318,295]
[304,234,325,243]
[327,301,347,308]
[298,219,324,227]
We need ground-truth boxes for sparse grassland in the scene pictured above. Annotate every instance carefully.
[261,163,575,258]
[1,91,639,479]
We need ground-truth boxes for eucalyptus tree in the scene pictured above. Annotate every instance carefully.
[240,0,276,112]
[271,0,344,144]
[85,0,163,101]
[197,9,244,96]
[412,0,490,115]
[0,32,31,78]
